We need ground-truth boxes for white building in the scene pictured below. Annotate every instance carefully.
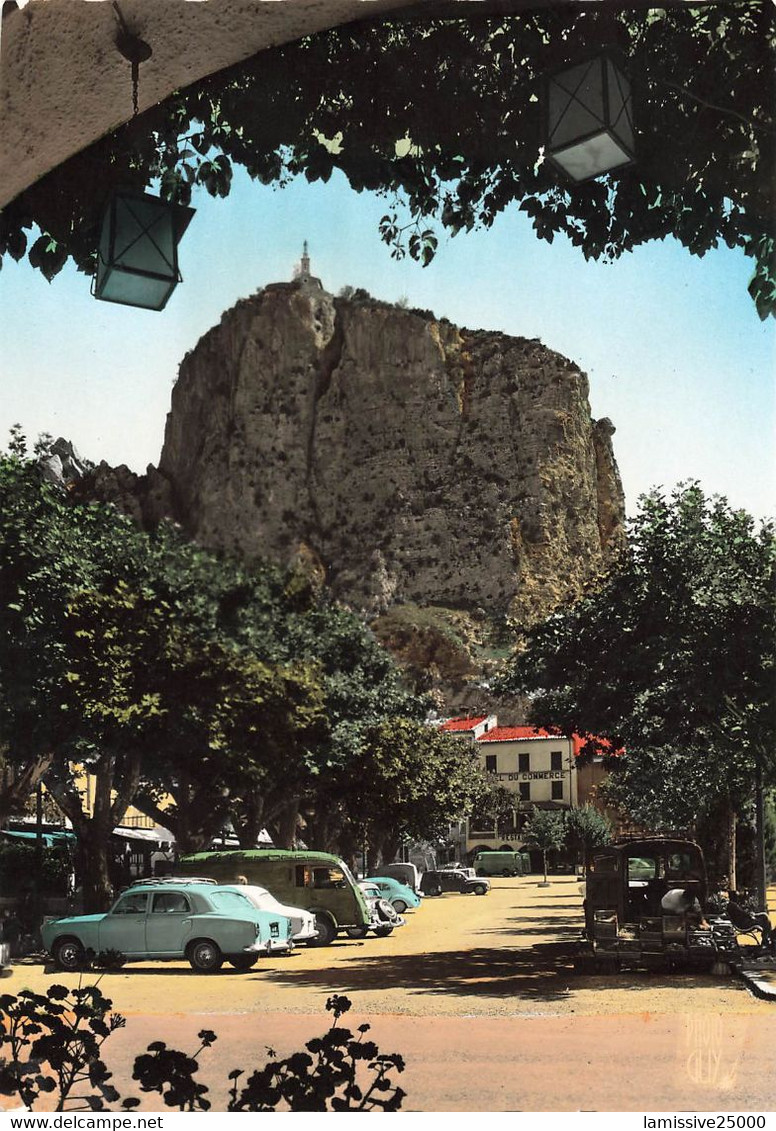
[438,717,581,855]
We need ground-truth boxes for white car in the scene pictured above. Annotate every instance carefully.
[217,883,318,943]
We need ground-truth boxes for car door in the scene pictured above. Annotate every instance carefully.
[145,890,194,956]
[97,891,149,956]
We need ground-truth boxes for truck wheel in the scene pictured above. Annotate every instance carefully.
[474,884,488,896]
[52,937,86,972]
[229,954,259,971]
[188,939,224,973]
[309,914,337,946]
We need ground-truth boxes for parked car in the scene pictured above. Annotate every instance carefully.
[381,862,422,893]
[212,883,318,943]
[346,882,406,938]
[473,850,524,877]
[41,879,295,973]
[420,869,490,896]
[179,849,372,946]
[364,876,422,913]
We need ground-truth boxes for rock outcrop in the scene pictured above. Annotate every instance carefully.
[155,281,625,630]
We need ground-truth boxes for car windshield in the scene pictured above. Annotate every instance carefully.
[209,890,253,911]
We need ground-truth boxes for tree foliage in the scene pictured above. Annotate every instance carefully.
[1,5,773,314]
[0,440,447,900]
[521,808,566,882]
[499,484,776,857]
[563,803,613,869]
[305,718,486,867]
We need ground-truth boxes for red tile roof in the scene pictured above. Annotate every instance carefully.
[476,725,563,743]
[476,727,623,757]
[439,716,488,732]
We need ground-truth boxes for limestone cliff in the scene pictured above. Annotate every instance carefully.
[156,281,625,638]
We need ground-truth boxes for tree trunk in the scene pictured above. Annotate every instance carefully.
[727,804,737,893]
[271,802,300,849]
[0,752,52,826]
[45,749,143,912]
[380,833,401,868]
[232,792,266,849]
[75,820,114,913]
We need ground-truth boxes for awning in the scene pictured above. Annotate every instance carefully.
[112,826,174,848]
[1,829,75,847]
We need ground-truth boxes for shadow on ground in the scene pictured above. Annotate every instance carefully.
[248,940,579,1001]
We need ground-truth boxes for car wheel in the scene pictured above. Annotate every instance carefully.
[392,899,408,914]
[375,925,394,937]
[375,898,396,922]
[308,913,337,947]
[346,926,368,939]
[229,954,259,971]
[188,939,224,973]
[52,937,87,972]
[474,884,488,896]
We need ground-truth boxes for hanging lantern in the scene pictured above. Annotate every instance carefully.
[545,53,635,183]
[93,190,195,311]
[91,11,195,310]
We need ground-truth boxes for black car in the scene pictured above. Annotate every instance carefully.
[420,869,490,896]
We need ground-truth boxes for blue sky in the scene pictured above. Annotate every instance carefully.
[1,167,773,520]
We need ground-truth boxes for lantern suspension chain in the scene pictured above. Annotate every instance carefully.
[112,2,152,120]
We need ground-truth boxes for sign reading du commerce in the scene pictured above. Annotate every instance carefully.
[493,771,565,782]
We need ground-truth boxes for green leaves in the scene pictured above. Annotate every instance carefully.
[500,483,775,835]
[195,154,233,198]
[27,234,68,282]
[4,7,772,313]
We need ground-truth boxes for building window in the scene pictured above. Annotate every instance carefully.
[485,754,497,773]
[551,781,564,801]
[551,750,563,772]
[518,752,530,773]
[519,782,531,802]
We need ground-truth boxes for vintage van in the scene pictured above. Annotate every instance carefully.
[473,850,524,877]
[178,849,371,946]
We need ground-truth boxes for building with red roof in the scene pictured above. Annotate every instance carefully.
[455,719,617,858]
[437,715,497,741]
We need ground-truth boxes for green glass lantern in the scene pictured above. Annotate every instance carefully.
[545,54,635,183]
[94,190,195,311]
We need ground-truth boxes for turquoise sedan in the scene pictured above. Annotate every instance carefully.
[365,876,422,913]
[41,879,295,973]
